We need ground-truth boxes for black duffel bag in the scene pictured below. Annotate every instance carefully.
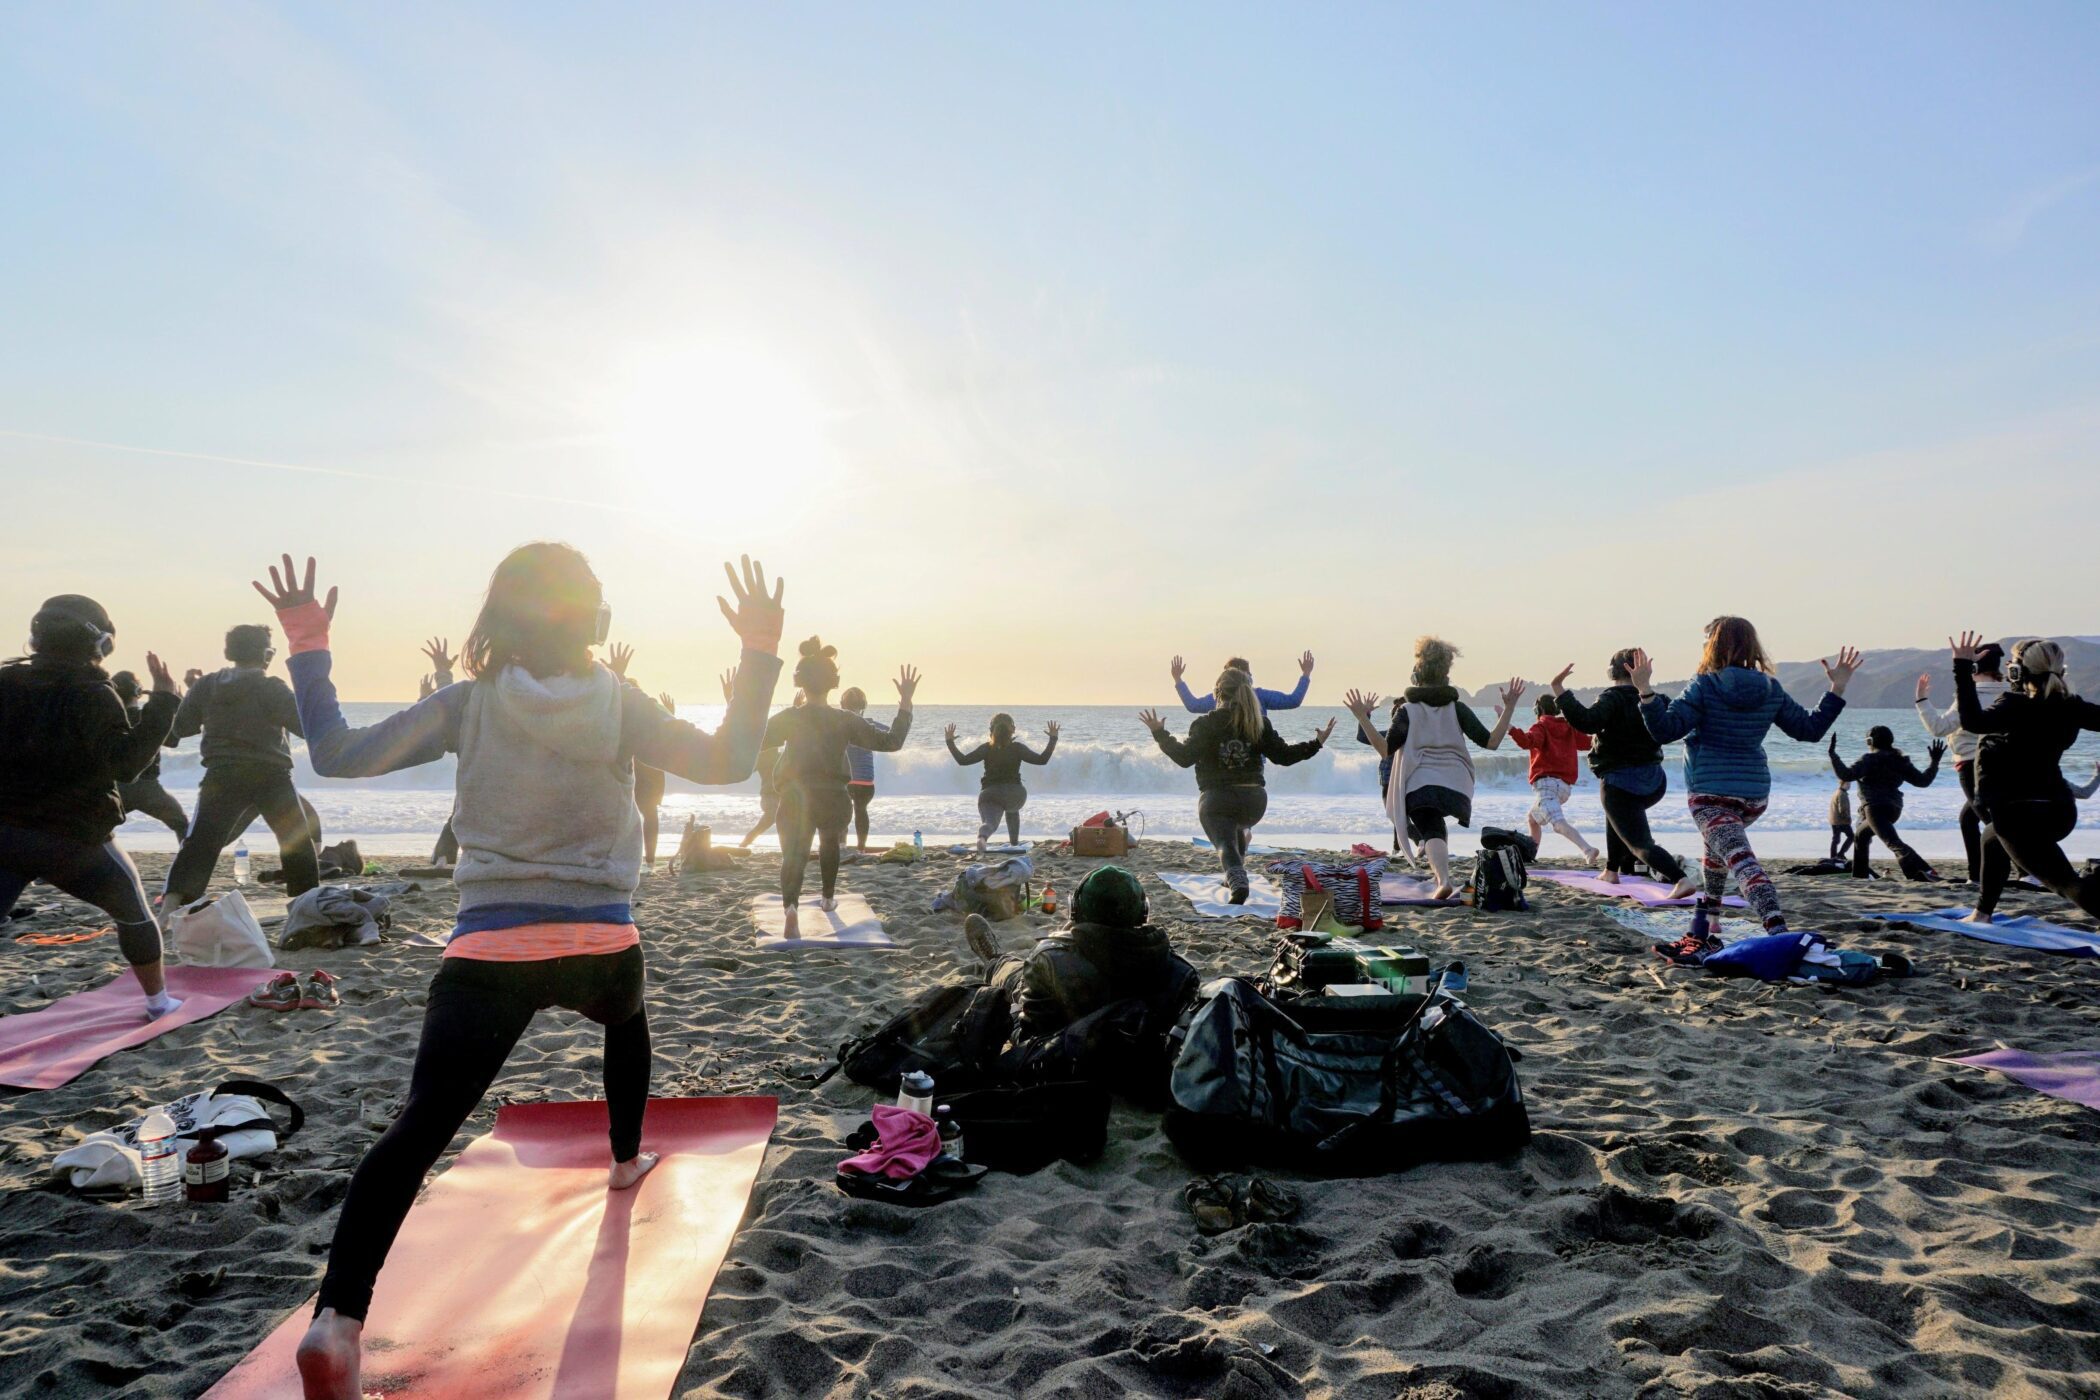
[1164,977,1530,1173]
[941,1081,1111,1173]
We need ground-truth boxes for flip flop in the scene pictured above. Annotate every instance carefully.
[298,970,342,1010]
[247,972,302,1012]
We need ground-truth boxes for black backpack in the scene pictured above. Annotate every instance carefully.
[1471,826,1535,912]
[816,978,1015,1094]
[939,1081,1111,1173]
[1164,977,1530,1173]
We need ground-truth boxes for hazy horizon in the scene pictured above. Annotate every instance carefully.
[5,4,2098,703]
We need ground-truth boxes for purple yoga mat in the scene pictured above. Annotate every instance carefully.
[1531,869,1744,908]
[1940,1049,2100,1111]
[0,965,274,1090]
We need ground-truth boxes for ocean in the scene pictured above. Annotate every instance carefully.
[116,703,2100,860]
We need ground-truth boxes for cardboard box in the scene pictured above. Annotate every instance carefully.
[1070,824,1129,857]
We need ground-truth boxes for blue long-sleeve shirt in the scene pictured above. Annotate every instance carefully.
[1176,671,1309,714]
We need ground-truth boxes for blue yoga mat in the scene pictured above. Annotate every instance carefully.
[1864,907,2100,957]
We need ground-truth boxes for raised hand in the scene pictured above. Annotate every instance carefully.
[1950,630,1983,663]
[251,554,337,620]
[1928,739,1948,764]
[943,722,958,741]
[1313,716,1337,744]
[1343,687,1378,718]
[1299,650,1315,676]
[1629,648,1656,693]
[422,637,455,673]
[1500,677,1528,708]
[1821,646,1863,692]
[894,665,920,703]
[658,692,677,714]
[419,676,436,700]
[183,667,205,689]
[146,652,176,694]
[1169,655,1186,683]
[719,667,738,703]
[1044,720,1060,741]
[1137,708,1166,734]
[1915,672,1931,703]
[606,643,634,679]
[1550,662,1575,693]
[718,556,785,652]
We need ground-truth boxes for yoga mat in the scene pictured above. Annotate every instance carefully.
[1532,869,1745,909]
[947,844,1031,856]
[206,1096,777,1400]
[1939,1049,2100,1111]
[1863,908,2100,957]
[1157,870,1281,919]
[0,965,276,1091]
[1380,874,1462,907]
[1191,837,1298,857]
[752,892,896,950]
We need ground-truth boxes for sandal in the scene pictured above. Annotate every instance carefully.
[1184,1176,1239,1235]
[247,971,302,1012]
[298,970,342,1010]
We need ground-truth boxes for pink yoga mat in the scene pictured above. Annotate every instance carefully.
[0,964,275,1090]
[1940,1049,2100,1111]
[208,1096,778,1400]
[1531,869,1744,909]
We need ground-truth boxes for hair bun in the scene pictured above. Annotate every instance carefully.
[797,636,837,661]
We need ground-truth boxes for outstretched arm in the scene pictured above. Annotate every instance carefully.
[1259,658,1312,711]
[2071,762,2100,801]
[1908,740,1944,787]
[1139,709,1195,767]
[1343,689,1389,758]
[626,557,787,782]
[1827,737,1858,783]
[105,654,181,780]
[1951,632,2014,734]
[1021,723,1060,764]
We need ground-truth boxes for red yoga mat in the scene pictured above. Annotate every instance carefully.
[0,964,275,1090]
[207,1096,778,1400]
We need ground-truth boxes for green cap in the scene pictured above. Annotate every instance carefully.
[1074,865,1147,927]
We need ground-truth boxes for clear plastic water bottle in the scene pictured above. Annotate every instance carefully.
[232,846,251,886]
[912,829,923,856]
[138,1108,181,1207]
[897,1070,935,1116]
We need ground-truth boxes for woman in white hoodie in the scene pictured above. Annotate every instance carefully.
[1345,637,1524,901]
[252,548,784,1400]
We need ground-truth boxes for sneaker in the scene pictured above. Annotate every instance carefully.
[1653,932,1720,966]
[963,913,999,963]
[247,972,302,1012]
[298,969,342,1010]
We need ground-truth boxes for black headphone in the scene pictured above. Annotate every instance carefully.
[30,613,114,659]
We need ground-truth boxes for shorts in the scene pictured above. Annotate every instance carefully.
[1529,777,1573,826]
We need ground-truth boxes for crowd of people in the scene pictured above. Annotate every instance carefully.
[8,565,2100,1399]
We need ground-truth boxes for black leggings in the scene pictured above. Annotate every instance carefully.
[315,946,650,1321]
[849,784,874,850]
[1853,796,1934,879]
[118,779,190,840]
[165,763,320,906]
[1957,763,1984,882]
[1598,780,1686,882]
[1829,824,1854,861]
[1976,796,2100,921]
[431,819,458,865]
[976,782,1027,845]
[0,827,164,965]
[780,782,851,903]
[1199,786,1268,892]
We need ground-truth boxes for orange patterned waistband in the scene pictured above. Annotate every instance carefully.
[442,922,642,962]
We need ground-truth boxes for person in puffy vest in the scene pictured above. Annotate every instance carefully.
[1002,866,1197,1101]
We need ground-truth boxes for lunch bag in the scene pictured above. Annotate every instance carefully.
[1268,858,1387,931]
[167,890,274,969]
[1164,977,1530,1172]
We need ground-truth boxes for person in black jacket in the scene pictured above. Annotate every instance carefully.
[0,595,186,1015]
[1951,631,2100,923]
[1548,650,1695,896]
[946,713,1059,852]
[1141,668,1334,902]
[1002,865,1198,1101]
[162,622,322,907]
[1829,728,1944,880]
[110,670,190,839]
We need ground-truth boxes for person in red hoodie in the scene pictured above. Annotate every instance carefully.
[1510,694,1600,864]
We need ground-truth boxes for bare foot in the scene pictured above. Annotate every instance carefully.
[296,1309,362,1400]
[1958,911,1997,925]
[1432,884,1457,903]
[609,1151,660,1190]
[1584,849,1602,869]
[1665,878,1699,901]
[1597,870,1622,885]
[781,907,801,940]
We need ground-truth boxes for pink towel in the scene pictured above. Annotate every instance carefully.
[841,1103,940,1180]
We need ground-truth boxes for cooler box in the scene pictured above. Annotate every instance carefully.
[1071,825,1129,857]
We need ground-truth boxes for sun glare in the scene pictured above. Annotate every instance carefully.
[605,342,835,519]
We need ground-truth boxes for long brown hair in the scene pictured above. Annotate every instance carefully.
[1213,668,1262,744]
[1697,616,1773,675]
[462,542,602,680]
[989,712,1016,748]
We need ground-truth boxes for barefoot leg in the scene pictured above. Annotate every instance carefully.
[609,1151,660,1190]
[296,1309,363,1400]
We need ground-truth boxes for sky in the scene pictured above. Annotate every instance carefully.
[3,3,2097,703]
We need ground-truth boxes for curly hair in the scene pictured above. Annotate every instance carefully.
[1411,636,1459,688]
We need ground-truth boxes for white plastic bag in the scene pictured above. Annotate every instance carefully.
[167,890,274,969]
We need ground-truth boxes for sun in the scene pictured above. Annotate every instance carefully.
[604,341,835,518]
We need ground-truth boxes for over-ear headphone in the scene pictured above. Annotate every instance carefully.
[29,613,114,659]
[593,600,613,646]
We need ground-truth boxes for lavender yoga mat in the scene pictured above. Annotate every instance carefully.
[1940,1049,2100,1111]
[1380,874,1462,907]
[1531,869,1744,909]
[1863,907,2100,957]
[0,964,275,1090]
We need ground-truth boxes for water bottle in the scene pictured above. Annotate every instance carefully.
[912,829,923,856]
[138,1108,181,1206]
[232,846,251,886]
[896,1070,935,1116]
[936,1106,964,1162]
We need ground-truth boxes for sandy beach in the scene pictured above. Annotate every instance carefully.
[3,841,2098,1399]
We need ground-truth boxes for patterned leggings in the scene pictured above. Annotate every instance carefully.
[1687,793,1786,932]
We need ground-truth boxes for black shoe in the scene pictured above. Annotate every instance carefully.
[962,913,999,963]
[1228,886,1249,906]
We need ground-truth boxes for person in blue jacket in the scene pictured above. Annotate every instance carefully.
[1634,617,1859,954]
[1170,651,1313,713]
